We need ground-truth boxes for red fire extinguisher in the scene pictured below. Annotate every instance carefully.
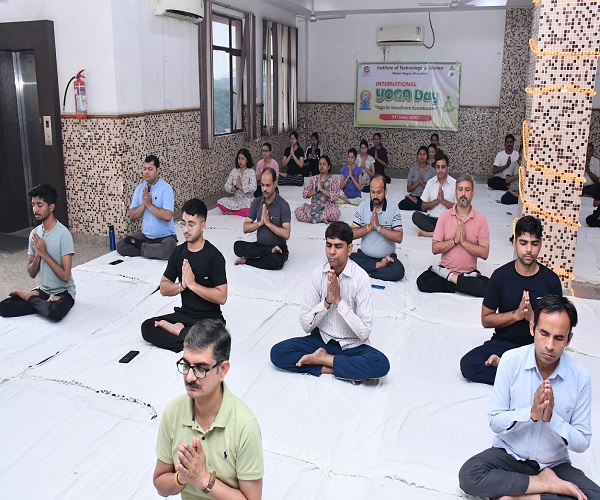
[74,69,87,120]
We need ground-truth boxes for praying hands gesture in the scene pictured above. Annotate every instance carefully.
[261,203,270,226]
[142,186,153,207]
[181,259,196,290]
[515,290,533,322]
[235,175,243,191]
[453,222,465,245]
[531,379,554,423]
[437,186,444,205]
[325,269,341,307]
[176,437,211,489]
[370,209,380,232]
[31,233,48,258]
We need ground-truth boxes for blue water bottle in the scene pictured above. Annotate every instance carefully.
[108,225,116,251]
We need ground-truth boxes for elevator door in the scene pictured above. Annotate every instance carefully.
[0,50,42,232]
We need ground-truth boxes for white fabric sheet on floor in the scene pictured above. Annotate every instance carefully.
[1,179,598,499]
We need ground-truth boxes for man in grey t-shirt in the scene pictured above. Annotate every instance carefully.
[233,168,291,270]
[350,175,405,281]
[0,183,76,321]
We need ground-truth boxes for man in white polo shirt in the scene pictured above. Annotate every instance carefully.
[350,175,405,281]
[411,155,456,237]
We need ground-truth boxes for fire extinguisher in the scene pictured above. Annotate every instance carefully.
[74,70,87,120]
[62,69,87,120]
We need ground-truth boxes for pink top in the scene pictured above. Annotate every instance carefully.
[433,206,490,274]
[256,158,280,178]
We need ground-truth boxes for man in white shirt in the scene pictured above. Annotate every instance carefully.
[488,134,520,191]
[411,155,456,237]
[459,295,599,500]
[269,221,390,383]
[583,143,600,198]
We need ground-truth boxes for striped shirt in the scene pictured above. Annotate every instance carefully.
[299,259,372,349]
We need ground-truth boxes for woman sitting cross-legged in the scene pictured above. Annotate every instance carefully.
[217,148,257,217]
[295,155,341,224]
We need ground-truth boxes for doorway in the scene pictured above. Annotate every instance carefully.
[0,21,67,232]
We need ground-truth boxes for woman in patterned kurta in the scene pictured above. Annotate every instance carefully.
[218,148,257,217]
[294,155,341,224]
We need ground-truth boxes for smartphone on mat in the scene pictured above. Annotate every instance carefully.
[119,350,139,363]
[109,259,124,265]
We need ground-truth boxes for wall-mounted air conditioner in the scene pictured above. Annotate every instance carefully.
[153,0,204,24]
[376,26,424,45]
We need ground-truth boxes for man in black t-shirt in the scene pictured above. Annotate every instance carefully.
[234,168,291,270]
[141,199,227,352]
[460,216,562,384]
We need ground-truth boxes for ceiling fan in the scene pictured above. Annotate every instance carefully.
[297,0,346,22]
[418,0,476,8]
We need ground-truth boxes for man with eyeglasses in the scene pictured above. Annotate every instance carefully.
[116,154,177,260]
[234,168,291,270]
[141,199,227,352]
[153,319,264,499]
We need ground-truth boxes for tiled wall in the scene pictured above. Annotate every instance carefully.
[62,106,290,236]
[521,0,600,291]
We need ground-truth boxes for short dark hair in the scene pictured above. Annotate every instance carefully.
[436,154,449,168]
[261,167,277,183]
[311,132,319,141]
[533,295,577,331]
[417,145,428,157]
[370,174,387,190]
[319,154,332,171]
[262,142,272,152]
[182,198,207,220]
[145,155,160,169]
[515,215,543,240]
[236,148,254,169]
[430,133,439,141]
[428,143,437,151]
[505,134,515,142]
[184,319,231,363]
[348,147,357,157]
[372,132,382,140]
[325,221,353,245]
[359,139,369,149]
[28,183,58,206]
[289,130,299,140]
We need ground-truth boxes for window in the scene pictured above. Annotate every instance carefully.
[212,14,243,135]
[263,20,298,135]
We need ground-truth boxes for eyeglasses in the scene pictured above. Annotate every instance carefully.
[176,358,221,379]
[177,221,197,230]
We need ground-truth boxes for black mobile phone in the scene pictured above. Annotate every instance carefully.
[119,350,139,363]
[109,259,124,265]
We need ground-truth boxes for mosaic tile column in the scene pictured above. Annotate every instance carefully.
[520,0,600,292]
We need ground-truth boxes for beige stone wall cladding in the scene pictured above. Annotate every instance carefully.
[62,106,290,237]
[520,0,600,292]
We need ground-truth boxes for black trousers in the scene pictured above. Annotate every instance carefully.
[412,211,438,233]
[398,196,423,211]
[501,191,518,205]
[487,176,507,190]
[233,241,289,270]
[416,269,489,298]
[0,289,75,321]
[141,311,224,352]
[586,208,600,228]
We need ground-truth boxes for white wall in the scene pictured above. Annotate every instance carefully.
[299,10,507,107]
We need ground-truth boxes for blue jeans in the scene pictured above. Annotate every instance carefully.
[460,337,521,385]
[270,328,390,381]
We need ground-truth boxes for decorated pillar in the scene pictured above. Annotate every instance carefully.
[519,0,600,292]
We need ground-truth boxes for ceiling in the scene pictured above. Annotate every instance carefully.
[261,0,534,18]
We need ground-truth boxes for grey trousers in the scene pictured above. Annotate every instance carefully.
[459,447,600,499]
[116,231,177,260]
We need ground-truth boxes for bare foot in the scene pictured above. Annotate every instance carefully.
[154,320,185,336]
[417,230,433,238]
[378,256,394,268]
[485,354,501,368]
[271,246,282,254]
[234,257,246,265]
[296,347,332,368]
[9,289,40,301]
[537,467,587,500]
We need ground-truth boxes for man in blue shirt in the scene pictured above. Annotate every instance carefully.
[117,155,177,260]
[459,296,599,499]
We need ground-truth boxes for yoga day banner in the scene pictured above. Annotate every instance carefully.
[354,62,461,131]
